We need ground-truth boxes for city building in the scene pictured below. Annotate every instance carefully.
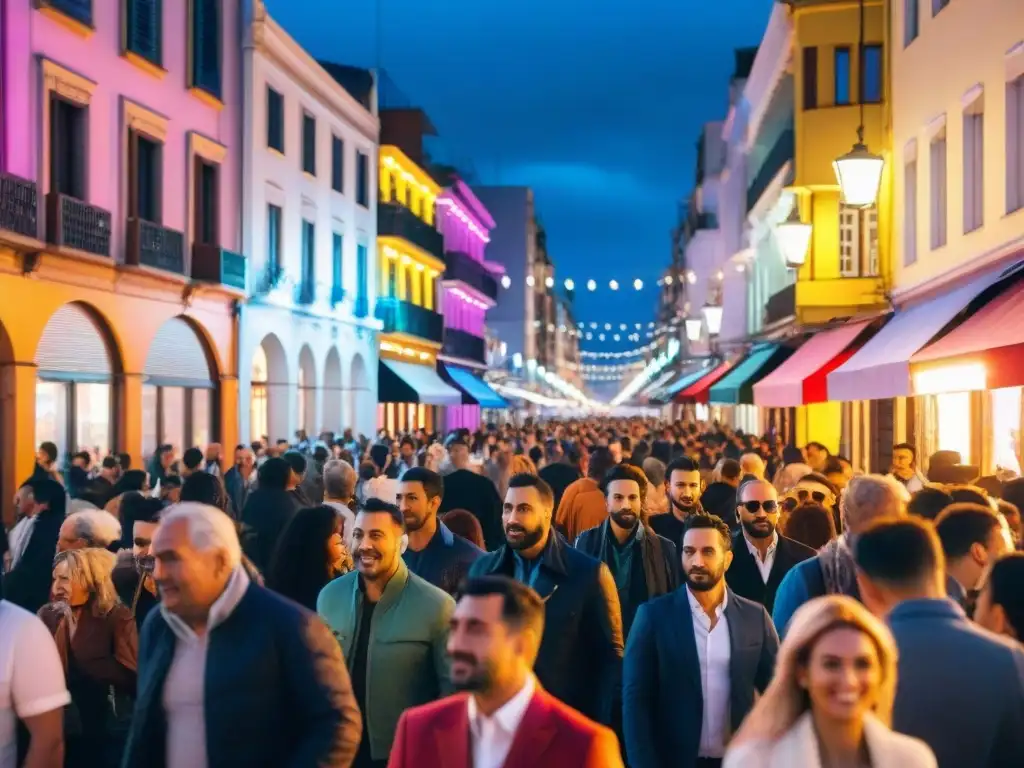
[374,107,462,432]
[238,1,379,444]
[0,0,245,520]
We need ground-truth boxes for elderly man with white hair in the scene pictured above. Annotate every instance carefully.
[121,503,362,768]
[772,474,906,638]
[56,509,122,553]
[740,452,766,480]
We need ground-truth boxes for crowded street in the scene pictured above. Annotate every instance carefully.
[3,0,1024,767]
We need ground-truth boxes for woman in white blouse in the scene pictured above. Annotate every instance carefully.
[725,595,935,768]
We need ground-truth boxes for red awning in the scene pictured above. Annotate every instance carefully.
[911,277,1024,392]
[675,360,733,404]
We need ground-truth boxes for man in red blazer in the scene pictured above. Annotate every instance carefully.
[388,575,623,768]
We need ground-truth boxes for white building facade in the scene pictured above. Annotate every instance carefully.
[239,0,380,443]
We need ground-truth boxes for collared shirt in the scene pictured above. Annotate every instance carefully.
[745,531,779,585]
[687,587,731,758]
[513,552,542,589]
[606,526,637,594]
[162,567,251,768]
[6,516,36,571]
[468,674,536,768]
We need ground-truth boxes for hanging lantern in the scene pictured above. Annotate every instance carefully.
[685,317,703,342]
[702,303,723,337]
[833,131,885,208]
[776,205,813,269]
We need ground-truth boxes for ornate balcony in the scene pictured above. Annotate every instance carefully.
[46,193,111,257]
[375,297,443,343]
[192,244,247,291]
[378,201,444,261]
[0,173,39,241]
[442,327,486,364]
[125,218,184,274]
[443,250,498,302]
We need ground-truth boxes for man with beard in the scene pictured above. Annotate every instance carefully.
[649,456,707,549]
[387,576,624,768]
[575,464,680,637]
[469,473,623,726]
[318,499,454,768]
[399,467,483,594]
[623,515,778,768]
[723,478,815,614]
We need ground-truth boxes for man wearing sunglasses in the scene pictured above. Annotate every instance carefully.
[724,479,815,615]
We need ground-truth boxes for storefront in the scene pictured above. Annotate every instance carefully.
[709,344,793,434]
[377,358,462,433]
[438,363,507,431]
[675,360,734,424]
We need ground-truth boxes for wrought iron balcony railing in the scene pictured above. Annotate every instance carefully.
[126,218,185,274]
[375,297,444,343]
[192,243,247,291]
[0,173,38,240]
[443,250,498,302]
[46,193,111,257]
[378,201,444,260]
[442,327,486,364]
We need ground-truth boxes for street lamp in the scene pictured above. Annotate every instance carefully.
[702,303,723,337]
[776,205,813,269]
[685,317,703,342]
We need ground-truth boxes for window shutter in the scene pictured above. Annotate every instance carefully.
[127,0,162,64]
[191,0,221,98]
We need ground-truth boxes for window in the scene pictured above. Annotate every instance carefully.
[834,48,851,106]
[861,45,882,104]
[932,0,950,15]
[905,0,919,46]
[125,0,162,65]
[356,243,368,316]
[356,151,369,206]
[904,156,918,266]
[1008,76,1024,214]
[189,0,221,100]
[301,219,315,298]
[193,156,219,245]
[838,205,879,278]
[50,96,86,199]
[267,87,284,153]
[39,0,93,27]
[128,130,162,223]
[386,259,397,298]
[142,384,211,459]
[802,47,818,109]
[267,203,282,279]
[331,232,344,303]
[331,136,344,193]
[963,109,984,233]
[302,113,316,175]
[930,133,948,249]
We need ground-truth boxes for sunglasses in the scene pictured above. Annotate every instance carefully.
[739,500,778,513]
[795,488,830,503]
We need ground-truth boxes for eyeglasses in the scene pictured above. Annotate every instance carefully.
[739,500,778,513]
[795,488,830,504]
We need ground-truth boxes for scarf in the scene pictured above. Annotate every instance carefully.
[818,534,858,597]
[603,520,670,597]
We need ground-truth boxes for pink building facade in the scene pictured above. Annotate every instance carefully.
[437,177,507,430]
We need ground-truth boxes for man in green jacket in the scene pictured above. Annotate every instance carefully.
[318,498,454,768]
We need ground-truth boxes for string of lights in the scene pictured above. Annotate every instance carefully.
[498,269,707,293]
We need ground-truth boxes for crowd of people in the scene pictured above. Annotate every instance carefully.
[1,418,1023,768]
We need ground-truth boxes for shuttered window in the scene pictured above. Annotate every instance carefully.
[125,0,162,66]
[302,113,316,175]
[356,151,369,206]
[331,135,344,193]
[267,87,284,153]
[50,96,86,200]
[189,0,221,100]
[145,317,213,386]
[40,0,93,27]
[36,303,113,378]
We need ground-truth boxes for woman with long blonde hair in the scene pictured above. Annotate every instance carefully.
[725,595,935,768]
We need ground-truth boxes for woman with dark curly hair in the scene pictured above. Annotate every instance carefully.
[266,505,352,610]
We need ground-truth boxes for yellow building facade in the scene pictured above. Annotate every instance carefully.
[787,0,892,452]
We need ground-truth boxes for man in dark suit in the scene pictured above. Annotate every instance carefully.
[3,478,65,613]
[438,434,504,550]
[725,478,815,614]
[388,576,623,768]
[855,517,1024,768]
[469,473,624,725]
[623,514,779,768]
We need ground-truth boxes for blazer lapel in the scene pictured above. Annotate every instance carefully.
[673,589,702,689]
[432,698,471,768]
[502,688,558,766]
[725,589,756,728]
[765,542,791,595]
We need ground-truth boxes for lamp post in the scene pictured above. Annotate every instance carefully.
[685,317,703,343]
[777,204,813,269]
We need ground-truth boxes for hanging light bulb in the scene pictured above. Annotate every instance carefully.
[777,202,813,269]
[587,279,597,291]
[619,323,627,331]
[633,278,643,291]
[609,279,619,291]
[599,333,606,341]
[501,275,511,289]
[665,275,674,285]
[526,275,535,287]
[613,334,621,341]
[564,278,575,291]
[545,276,554,289]
[604,323,612,330]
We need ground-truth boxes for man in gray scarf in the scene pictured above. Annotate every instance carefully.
[772,474,905,637]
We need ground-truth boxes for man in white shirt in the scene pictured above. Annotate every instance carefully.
[388,576,623,768]
[0,599,69,768]
[623,514,779,768]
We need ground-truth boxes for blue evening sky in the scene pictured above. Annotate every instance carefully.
[267,0,771,355]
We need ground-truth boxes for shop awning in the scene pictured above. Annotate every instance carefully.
[491,382,567,408]
[754,320,874,406]
[910,274,1024,393]
[828,264,1020,402]
[639,369,678,399]
[676,360,733,404]
[710,345,793,405]
[378,359,462,406]
[438,364,508,408]
[651,364,713,404]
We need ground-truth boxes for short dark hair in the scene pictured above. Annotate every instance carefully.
[282,450,307,476]
[600,463,648,502]
[117,452,132,470]
[528,445,544,465]
[907,486,955,521]
[586,447,617,481]
[457,576,545,636]
[180,471,229,512]
[665,456,700,480]
[359,497,406,530]
[822,456,845,476]
[400,467,444,500]
[681,514,732,551]
[893,442,917,462]
[854,517,943,589]
[935,503,1002,561]
[400,436,416,450]
[101,455,119,470]
[620,436,632,452]
[257,457,291,490]
[805,441,829,454]
[947,485,989,507]
[38,441,59,463]
[183,447,203,470]
[20,477,66,516]
[1001,477,1024,516]
[507,472,554,509]
[783,502,836,550]
[720,459,742,482]
[986,553,1024,637]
